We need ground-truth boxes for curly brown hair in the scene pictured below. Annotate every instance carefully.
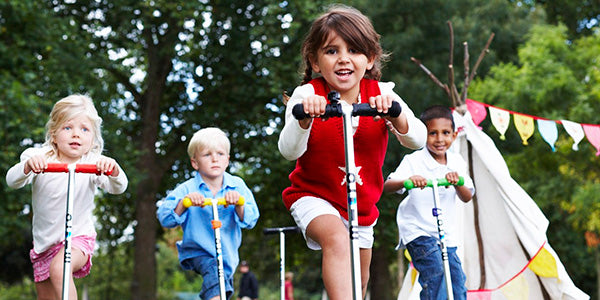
[300,5,389,85]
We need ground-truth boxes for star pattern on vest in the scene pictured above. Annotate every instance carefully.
[338,166,363,186]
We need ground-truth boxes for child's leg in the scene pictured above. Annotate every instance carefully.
[306,214,352,300]
[448,247,467,300]
[406,236,445,300]
[37,246,88,300]
[359,248,372,299]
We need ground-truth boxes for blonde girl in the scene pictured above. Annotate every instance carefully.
[6,94,128,300]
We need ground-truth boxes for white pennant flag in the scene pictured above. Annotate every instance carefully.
[561,120,584,151]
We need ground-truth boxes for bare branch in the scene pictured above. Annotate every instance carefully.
[468,32,495,85]
[410,57,451,97]
[461,41,470,103]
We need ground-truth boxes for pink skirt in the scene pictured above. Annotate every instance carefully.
[30,235,96,282]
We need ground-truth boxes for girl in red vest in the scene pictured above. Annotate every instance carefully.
[278,5,426,300]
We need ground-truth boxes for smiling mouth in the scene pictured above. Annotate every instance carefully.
[335,70,353,76]
[70,142,81,147]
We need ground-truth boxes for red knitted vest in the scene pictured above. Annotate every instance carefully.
[282,77,389,225]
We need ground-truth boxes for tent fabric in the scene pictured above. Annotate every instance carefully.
[396,111,589,300]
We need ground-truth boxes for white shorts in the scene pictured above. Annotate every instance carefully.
[290,196,375,250]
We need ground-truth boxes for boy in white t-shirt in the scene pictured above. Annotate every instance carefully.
[384,105,475,300]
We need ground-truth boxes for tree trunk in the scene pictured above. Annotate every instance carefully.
[369,243,393,300]
[131,184,159,300]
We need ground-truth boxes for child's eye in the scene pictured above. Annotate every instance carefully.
[82,127,90,132]
[325,48,337,55]
[64,126,72,131]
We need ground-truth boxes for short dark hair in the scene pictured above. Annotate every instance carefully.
[420,105,455,130]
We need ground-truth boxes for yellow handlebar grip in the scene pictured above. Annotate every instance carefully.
[182,196,245,208]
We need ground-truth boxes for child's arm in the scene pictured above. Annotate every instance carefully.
[95,155,128,195]
[278,84,320,160]
[378,82,427,150]
[222,190,245,221]
[446,172,473,203]
[6,149,47,189]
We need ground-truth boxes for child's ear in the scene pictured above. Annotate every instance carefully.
[190,158,199,170]
[367,57,375,71]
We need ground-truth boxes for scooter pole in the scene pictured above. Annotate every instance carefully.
[340,100,363,300]
[43,163,113,300]
[263,226,300,300]
[432,179,454,300]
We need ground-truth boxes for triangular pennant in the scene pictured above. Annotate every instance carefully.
[561,120,585,151]
[582,124,600,156]
[488,107,510,140]
[499,273,529,300]
[528,246,559,278]
[537,119,558,151]
[466,99,487,126]
[514,113,535,145]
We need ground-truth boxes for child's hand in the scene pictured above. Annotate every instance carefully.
[369,95,396,122]
[223,191,242,206]
[97,156,119,176]
[408,175,428,189]
[299,95,327,129]
[183,192,205,207]
[445,172,461,186]
[25,155,47,174]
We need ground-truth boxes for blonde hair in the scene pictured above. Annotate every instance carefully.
[187,127,231,158]
[300,5,388,85]
[43,94,104,157]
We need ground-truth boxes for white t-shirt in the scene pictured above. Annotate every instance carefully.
[6,146,128,253]
[388,147,474,247]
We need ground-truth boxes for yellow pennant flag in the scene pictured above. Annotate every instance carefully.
[500,273,529,300]
[528,247,559,278]
[514,113,535,145]
[489,107,510,140]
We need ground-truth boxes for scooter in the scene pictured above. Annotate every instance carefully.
[404,176,464,300]
[182,196,245,299]
[43,163,113,300]
[293,91,401,300]
[263,226,300,300]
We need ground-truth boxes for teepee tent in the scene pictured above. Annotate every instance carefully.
[396,21,589,299]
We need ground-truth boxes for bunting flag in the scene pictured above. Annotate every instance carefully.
[537,119,558,152]
[465,99,600,157]
[466,99,487,126]
[499,274,529,300]
[528,247,558,278]
[561,120,585,151]
[488,106,510,140]
[513,113,535,145]
[582,124,600,156]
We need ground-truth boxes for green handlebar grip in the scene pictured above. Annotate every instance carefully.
[404,176,464,190]
[182,196,245,208]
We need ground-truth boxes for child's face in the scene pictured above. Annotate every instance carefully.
[190,145,230,181]
[53,115,94,163]
[425,118,457,163]
[311,31,374,102]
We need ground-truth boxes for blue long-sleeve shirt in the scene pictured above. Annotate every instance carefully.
[156,171,259,276]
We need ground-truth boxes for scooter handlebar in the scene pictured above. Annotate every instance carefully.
[44,163,113,176]
[404,177,464,190]
[292,101,401,120]
[182,197,245,208]
[263,226,300,235]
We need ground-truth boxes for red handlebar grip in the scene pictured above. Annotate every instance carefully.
[44,163,112,175]
[44,163,69,173]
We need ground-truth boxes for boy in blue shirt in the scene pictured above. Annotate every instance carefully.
[157,127,260,300]
[384,106,474,300]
